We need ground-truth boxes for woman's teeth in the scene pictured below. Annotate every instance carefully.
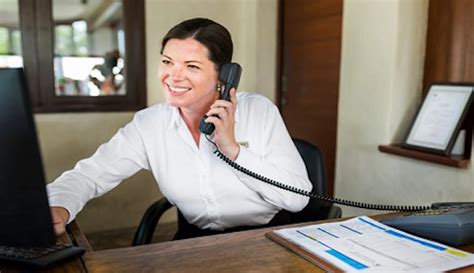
[169,85,190,93]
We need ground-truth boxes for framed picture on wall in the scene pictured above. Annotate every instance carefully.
[402,84,473,155]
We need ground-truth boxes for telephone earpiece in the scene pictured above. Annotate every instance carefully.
[199,63,242,135]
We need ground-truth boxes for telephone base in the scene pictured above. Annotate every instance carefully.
[381,205,474,246]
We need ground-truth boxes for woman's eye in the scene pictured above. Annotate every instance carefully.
[188,64,200,70]
[161,59,171,65]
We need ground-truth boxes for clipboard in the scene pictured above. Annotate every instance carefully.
[265,216,474,272]
[265,231,343,273]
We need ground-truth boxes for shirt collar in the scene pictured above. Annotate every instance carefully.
[234,105,240,124]
[166,102,241,131]
[167,105,182,130]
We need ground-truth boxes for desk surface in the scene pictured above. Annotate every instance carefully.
[84,223,320,273]
[82,222,474,273]
[4,216,474,273]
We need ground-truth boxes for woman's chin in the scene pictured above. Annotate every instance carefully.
[165,96,188,108]
[165,90,186,104]
[166,98,183,108]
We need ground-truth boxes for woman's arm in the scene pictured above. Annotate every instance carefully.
[47,115,149,224]
[232,105,312,212]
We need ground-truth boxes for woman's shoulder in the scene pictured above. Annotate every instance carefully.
[237,91,274,104]
[132,102,175,124]
[237,91,277,110]
[135,102,171,115]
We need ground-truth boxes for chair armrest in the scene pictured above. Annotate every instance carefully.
[66,220,94,252]
[132,198,173,246]
[327,205,342,219]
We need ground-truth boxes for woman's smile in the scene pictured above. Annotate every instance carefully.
[166,83,192,94]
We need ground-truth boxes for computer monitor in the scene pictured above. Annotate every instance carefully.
[0,68,55,247]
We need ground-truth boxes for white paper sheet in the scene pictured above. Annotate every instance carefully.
[275,216,474,272]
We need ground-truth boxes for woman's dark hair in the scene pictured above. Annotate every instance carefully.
[161,18,233,69]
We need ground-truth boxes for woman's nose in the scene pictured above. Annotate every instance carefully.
[169,65,184,80]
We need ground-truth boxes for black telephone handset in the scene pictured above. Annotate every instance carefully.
[199,63,242,135]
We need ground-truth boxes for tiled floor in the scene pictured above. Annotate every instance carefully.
[85,222,177,250]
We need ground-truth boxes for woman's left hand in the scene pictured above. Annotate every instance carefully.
[205,88,240,160]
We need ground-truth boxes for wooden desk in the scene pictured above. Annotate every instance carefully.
[82,222,474,273]
[84,224,321,273]
[83,215,474,273]
[4,216,473,273]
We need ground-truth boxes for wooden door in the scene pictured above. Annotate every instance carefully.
[423,0,474,91]
[278,0,343,195]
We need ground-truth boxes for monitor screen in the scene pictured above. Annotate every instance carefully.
[0,68,55,247]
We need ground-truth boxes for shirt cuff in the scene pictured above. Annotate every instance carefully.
[47,186,80,224]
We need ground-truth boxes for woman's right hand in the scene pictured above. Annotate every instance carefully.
[50,206,70,236]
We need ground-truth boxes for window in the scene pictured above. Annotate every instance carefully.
[0,1,22,68]
[5,0,146,112]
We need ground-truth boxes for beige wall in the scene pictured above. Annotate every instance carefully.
[37,0,278,234]
[336,0,474,217]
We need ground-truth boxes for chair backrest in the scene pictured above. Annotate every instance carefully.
[287,138,331,223]
[292,138,327,194]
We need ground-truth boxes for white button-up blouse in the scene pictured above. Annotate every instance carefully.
[47,92,312,230]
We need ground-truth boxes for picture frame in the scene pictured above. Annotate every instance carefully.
[402,84,473,155]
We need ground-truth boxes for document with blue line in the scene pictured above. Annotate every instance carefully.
[267,216,474,272]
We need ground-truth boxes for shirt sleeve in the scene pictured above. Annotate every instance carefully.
[232,101,312,213]
[47,115,149,223]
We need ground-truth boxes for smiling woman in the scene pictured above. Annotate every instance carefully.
[157,18,235,149]
[46,17,312,241]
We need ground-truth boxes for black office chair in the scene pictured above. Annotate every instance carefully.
[132,138,341,246]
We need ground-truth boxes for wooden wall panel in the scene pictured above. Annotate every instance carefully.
[423,0,474,91]
[278,0,343,195]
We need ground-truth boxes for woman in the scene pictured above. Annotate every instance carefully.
[48,18,312,239]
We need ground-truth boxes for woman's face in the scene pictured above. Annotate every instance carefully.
[159,38,219,112]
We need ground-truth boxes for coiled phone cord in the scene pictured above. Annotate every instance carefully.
[207,137,430,212]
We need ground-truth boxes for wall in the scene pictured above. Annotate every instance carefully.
[336,0,474,217]
[36,0,278,234]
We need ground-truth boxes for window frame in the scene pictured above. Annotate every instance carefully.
[19,0,146,113]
